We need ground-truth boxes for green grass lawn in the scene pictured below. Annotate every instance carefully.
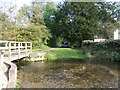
[46,48,86,60]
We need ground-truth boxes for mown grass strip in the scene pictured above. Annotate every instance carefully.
[46,48,86,60]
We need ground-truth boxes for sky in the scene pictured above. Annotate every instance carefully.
[0,0,120,11]
[0,0,120,8]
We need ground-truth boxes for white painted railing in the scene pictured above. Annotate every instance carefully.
[0,41,32,68]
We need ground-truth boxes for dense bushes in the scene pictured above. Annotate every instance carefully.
[91,40,120,62]
[82,40,120,61]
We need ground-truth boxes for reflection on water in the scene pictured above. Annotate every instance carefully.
[15,59,120,88]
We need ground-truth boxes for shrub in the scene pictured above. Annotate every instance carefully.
[92,40,120,62]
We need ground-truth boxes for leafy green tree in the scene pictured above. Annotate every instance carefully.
[0,10,19,41]
[41,2,62,46]
[45,2,119,47]
[42,2,57,27]
[51,2,99,47]
[16,3,52,46]
[95,2,120,39]
[0,3,52,46]
[16,24,51,46]
[17,3,44,25]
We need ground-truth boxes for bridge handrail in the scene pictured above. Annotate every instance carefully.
[0,41,32,43]
[0,41,32,68]
[0,41,32,49]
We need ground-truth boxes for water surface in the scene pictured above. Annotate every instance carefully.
[16,59,120,88]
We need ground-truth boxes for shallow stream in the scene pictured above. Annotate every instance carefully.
[15,59,120,88]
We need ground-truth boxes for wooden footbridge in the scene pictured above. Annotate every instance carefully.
[0,41,48,88]
[0,41,32,88]
[0,41,32,67]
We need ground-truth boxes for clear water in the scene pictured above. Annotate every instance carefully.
[16,59,120,88]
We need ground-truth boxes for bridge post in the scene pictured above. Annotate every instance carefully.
[5,43,8,47]
[30,43,32,53]
[18,43,20,59]
[25,43,27,56]
[8,42,11,62]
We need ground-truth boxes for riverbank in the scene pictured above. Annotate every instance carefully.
[32,40,120,62]
[30,40,120,62]
[44,48,87,60]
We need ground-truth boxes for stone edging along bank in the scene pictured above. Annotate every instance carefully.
[4,61,17,88]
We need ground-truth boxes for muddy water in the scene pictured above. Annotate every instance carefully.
[16,59,120,88]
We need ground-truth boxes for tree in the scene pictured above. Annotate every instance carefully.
[0,2,20,41]
[41,2,62,46]
[42,2,57,27]
[16,3,52,46]
[45,2,119,47]
[50,2,100,47]
[0,10,19,41]
[95,2,120,39]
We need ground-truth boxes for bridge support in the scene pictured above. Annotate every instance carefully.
[8,42,11,62]
[25,43,27,56]
[18,43,21,59]
[0,50,5,68]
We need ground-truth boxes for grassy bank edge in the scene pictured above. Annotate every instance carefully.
[45,48,88,61]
